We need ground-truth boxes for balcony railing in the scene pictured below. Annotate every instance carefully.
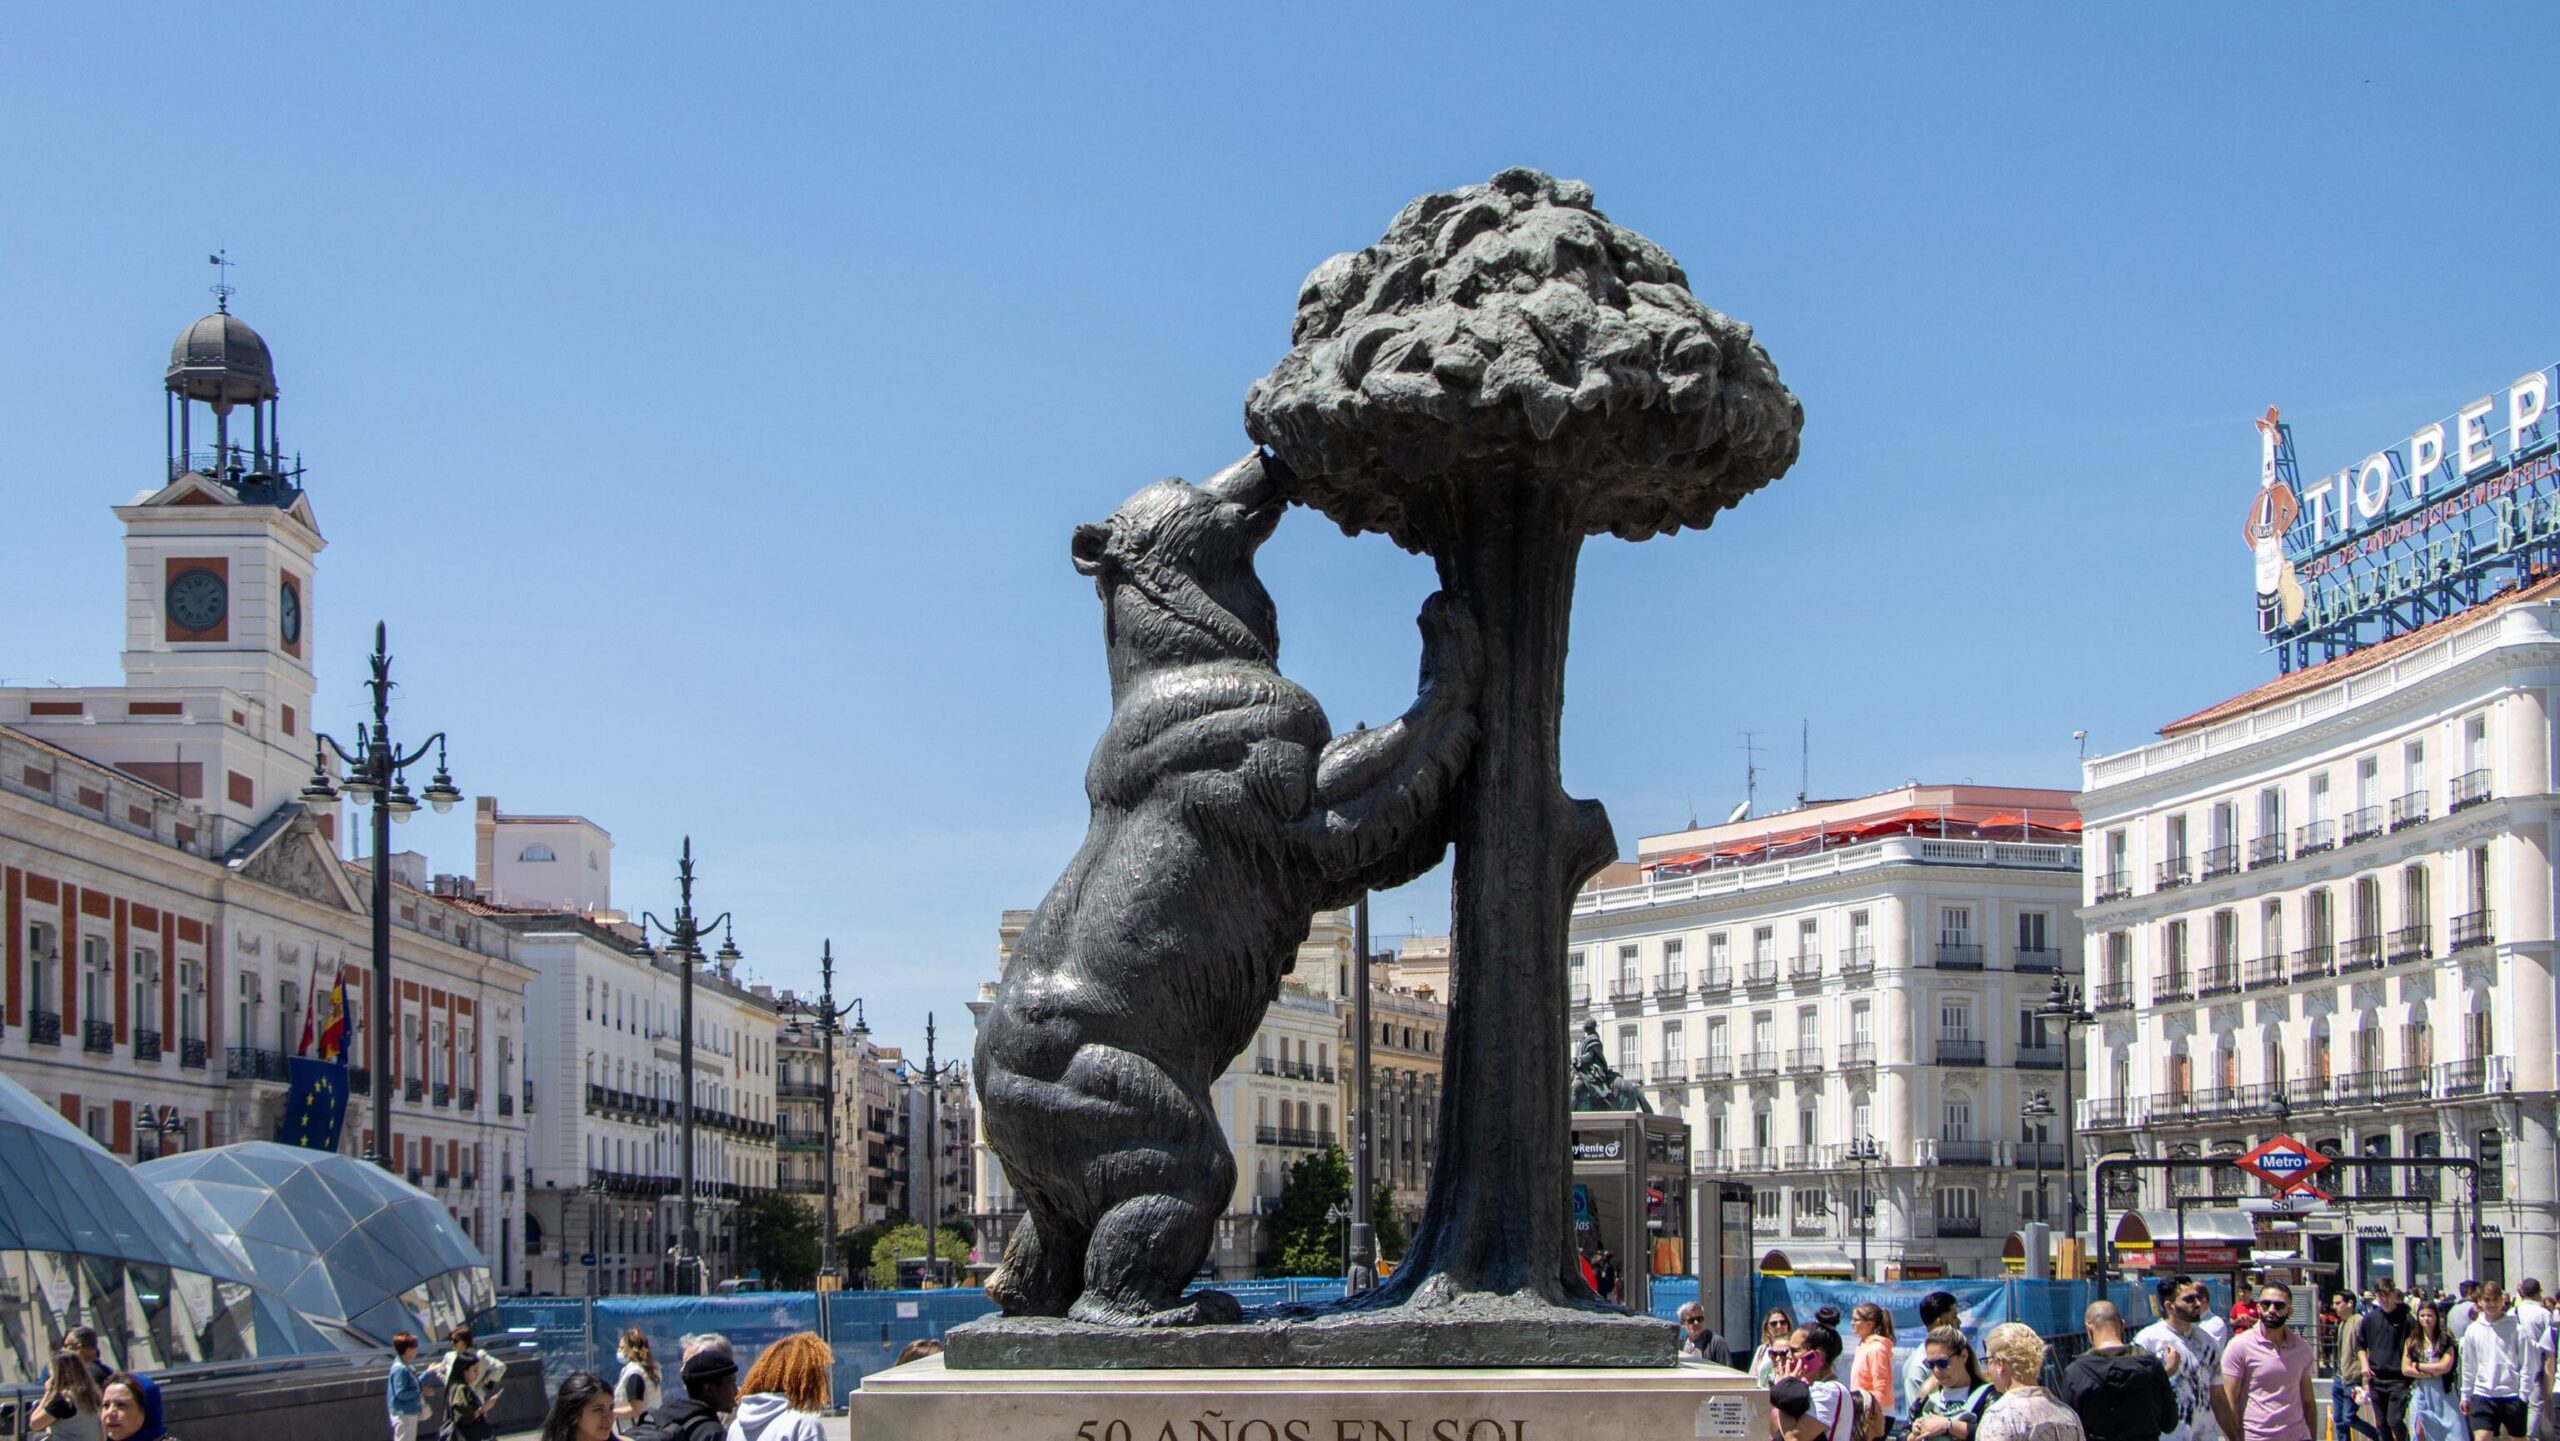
[2451,909,2495,951]
[1653,975,1688,1000]
[2151,969,2191,1003]
[2389,924,2432,963]
[227,1046,286,1081]
[2289,943,2335,981]
[2437,1056,2507,1098]
[2016,1044,2065,1070]
[498,1093,516,1117]
[1838,1041,1876,1070]
[1254,1125,1326,1149]
[2149,1090,2195,1120]
[134,1028,162,1063]
[1609,978,1643,1002]
[1733,1147,1780,1171]
[1932,942,1984,970]
[2336,935,2384,974]
[458,1087,477,1111]
[431,1083,452,1108]
[2014,1141,2066,1168]
[1925,1215,1984,1239]
[2199,844,2241,880]
[2295,819,2336,856]
[2154,856,2192,890]
[1694,1053,1734,1082]
[2243,955,2287,991]
[2198,963,2242,997]
[2248,833,2288,868]
[2390,791,2430,831]
[1788,954,1823,983]
[1785,1046,1824,1073]
[1697,966,1733,993]
[2450,768,2494,812]
[1934,1038,1986,1067]
[2377,1066,2431,1103]
[1932,1139,1997,1166]
[1838,946,1876,978]
[83,1020,114,1055]
[2342,806,2384,845]
[180,1037,207,1069]
[1740,1050,1779,1077]
[2084,1098,2135,1128]
[2093,980,2134,1012]
[2094,869,2133,903]
[1781,1145,1824,1168]
[28,1010,60,1047]
[1743,959,1780,987]
[405,1079,425,1103]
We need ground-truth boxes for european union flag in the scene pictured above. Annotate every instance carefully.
[279,1057,349,1152]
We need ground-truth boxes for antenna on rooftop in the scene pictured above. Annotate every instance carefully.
[1797,718,1810,809]
[208,249,235,313]
[1738,731,1764,818]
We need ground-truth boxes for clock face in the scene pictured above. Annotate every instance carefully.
[166,567,228,633]
[279,580,303,646]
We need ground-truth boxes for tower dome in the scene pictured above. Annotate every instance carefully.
[167,309,277,405]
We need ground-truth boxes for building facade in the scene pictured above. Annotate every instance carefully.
[1571,784,2084,1279]
[2078,579,2560,1291]
[0,304,533,1285]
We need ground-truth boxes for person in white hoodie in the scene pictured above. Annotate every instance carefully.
[725,1334,831,1441]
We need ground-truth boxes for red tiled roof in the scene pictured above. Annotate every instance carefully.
[2159,569,2560,736]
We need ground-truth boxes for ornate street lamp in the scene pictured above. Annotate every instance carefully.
[784,941,865,1285]
[907,1014,965,1287]
[641,839,732,1296]
[2022,1090,2056,1231]
[2036,971,2095,1242]
[1844,1135,1884,1281]
[302,622,461,1172]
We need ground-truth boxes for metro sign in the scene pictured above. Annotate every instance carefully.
[2237,1135,2332,1198]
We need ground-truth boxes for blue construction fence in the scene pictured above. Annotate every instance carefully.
[493,1280,1349,1402]
[1646,1275,2203,1383]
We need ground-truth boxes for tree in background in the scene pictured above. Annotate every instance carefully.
[868,1223,970,1289]
[1264,1145,1354,1277]
[736,1193,820,1289]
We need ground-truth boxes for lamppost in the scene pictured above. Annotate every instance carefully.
[300,622,462,1172]
[1346,893,1377,1294]
[641,839,733,1296]
[2022,1090,2055,1230]
[1326,1201,1353,1277]
[909,1014,965,1287]
[784,941,866,1285]
[1844,1135,1883,1281]
[2036,971,2094,1244]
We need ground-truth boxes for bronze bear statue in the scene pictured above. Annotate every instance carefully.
[974,451,1480,1326]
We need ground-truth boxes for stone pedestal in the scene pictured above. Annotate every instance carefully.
[849,1354,1767,1441]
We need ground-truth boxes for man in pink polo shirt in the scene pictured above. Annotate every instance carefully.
[2224,1283,2317,1441]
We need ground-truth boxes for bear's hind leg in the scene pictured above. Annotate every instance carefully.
[1069,1186,1243,1328]
[984,1195,1089,1317]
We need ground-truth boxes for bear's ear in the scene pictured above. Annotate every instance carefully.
[1070,522,1113,577]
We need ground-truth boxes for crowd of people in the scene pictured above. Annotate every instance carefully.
[457,1327,947,1441]
[20,1326,186,1441]
[1722,1273,2560,1441]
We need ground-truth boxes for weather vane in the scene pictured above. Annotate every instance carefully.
[208,249,235,312]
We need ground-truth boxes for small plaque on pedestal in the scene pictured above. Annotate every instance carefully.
[850,1354,1766,1441]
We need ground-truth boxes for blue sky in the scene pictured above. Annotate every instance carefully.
[5,7,2554,1057]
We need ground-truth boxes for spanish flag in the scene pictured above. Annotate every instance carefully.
[318,966,350,1063]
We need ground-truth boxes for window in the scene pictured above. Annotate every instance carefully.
[2256,786,2284,840]
[1851,1096,1873,1140]
[1941,906,1973,944]
[2356,755,2380,810]
[1662,1021,1684,1066]
[2309,772,2332,823]
[2463,714,2489,775]
[1796,1008,1818,1053]
[2467,845,2492,914]
[2405,739,2427,797]
[27,921,57,1019]
[2402,865,2431,934]
[1751,1013,1774,1053]
[1705,1016,1729,1061]
[2304,1019,2330,1082]
[1752,927,1775,966]
[1939,1000,1973,1041]
[2216,1038,2238,1091]
[2466,1009,2493,1061]
[178,959,201,1044]
[1797,917,1819,957]
[2164,812,2188,862]
[2163,918,2188,974]
[1616,945,1640,991]
[1616,1026,1639,1072]
[1660,937,1685,988]
[1849,911,1872,951]
[2111,1049,2131,1101]
[80,936,109,1027]
[1707,932,1730,972]
[1851,1001,1872,1047]
[518,844,557,862]
[1942,1093,1973,1141]
[131,947,158,1035]
[2208,800,2236,854]
[2212,910,2238,969]
[2018,911,2049,952]
[1755,1188,1781,1222]
[2353,876,2381,940]
[2104,828,2128,876]
[1568,949,1584,997]
[1939,1186,1980,1222]
[2404,1008,2433,1071]
[2307,888,2333,947]
[2264,1032,2285,1088]
[1799,1105,1818,1146]
[1754,1108,1774,1151]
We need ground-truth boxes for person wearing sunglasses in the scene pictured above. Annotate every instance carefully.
[2221,1285,2315,1441]
[1909,1328,1996,1441]
[2137,1275,2240,1441]
[1753,1311,1799,1388]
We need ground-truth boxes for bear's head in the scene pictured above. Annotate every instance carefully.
[1073,452,1284,673]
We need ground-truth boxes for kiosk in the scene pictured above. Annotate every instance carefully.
[1570,1110,1692,1314]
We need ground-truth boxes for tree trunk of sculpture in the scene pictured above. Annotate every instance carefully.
[1376,474,1617,1307]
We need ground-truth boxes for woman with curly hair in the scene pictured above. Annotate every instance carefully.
[1976,1323,2083,1441]
[726,1334,832,1441]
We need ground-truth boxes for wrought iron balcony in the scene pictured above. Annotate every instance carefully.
[1740,1050,1779,1077]
[1567,983,1590,1010]
[2437,1056,2507,1097]
[2337,935,2384,973]
[2200,844,2241,880]
[461,1086,480,1111]
[28,1010,60,1047]
[2198,963,2242,997]
[2154,856,2192,890]
[1785,1046,1824,1073]
[777,1079,828,1100]
[2294,819,2336,855]
[1653,975,1688,1000]
[1609,977,1643,1002]
[2083,1098,2135,1128]
[405,1078,424,1103]
[1927,1214,1983,1238]
[1697,966,1733,993]
[134,1028,162,1063]
[1932,1139,1997,1166]
[431,1083,452,1108]
[2378,1066,2431,1102]
[1788,954,1823,983]
[2342,806,2384,845]
[2016,1045,2065,1071]
[1838,946,1876,978]
[2390,791,2430,831]
[2284,1074,2329,1106]
[1694,1053,1734,1082]
[2094,869,2133,903]
[2450,768,2493,812]
[2451,909,2495,951]
[1254,1125,1326,1149]
[180,1037,207,1069]
[226,1046,286,1081]
[83,1019,114,1054]
[2149,1089,2194,1120]
[2243,956,2287,991]
[1743,959,1780,987]
[2333,1071,2377,1105]
[1934,1038,1986,1066]
[2093,980,2135,1012]
[2289,943,2335,981]
[2248,833,2288,868]
[1838,1041,1876,1070]
[2388,924,2431,962]
[2151,969,2191,1003]
[1931,942,1984,970]
[1781,1144,1824,1168]
[498,1093,515,1116]
[1733,1147,1780,1171]
[2013,947,2063,973]
[2014,1141,2066,1168]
